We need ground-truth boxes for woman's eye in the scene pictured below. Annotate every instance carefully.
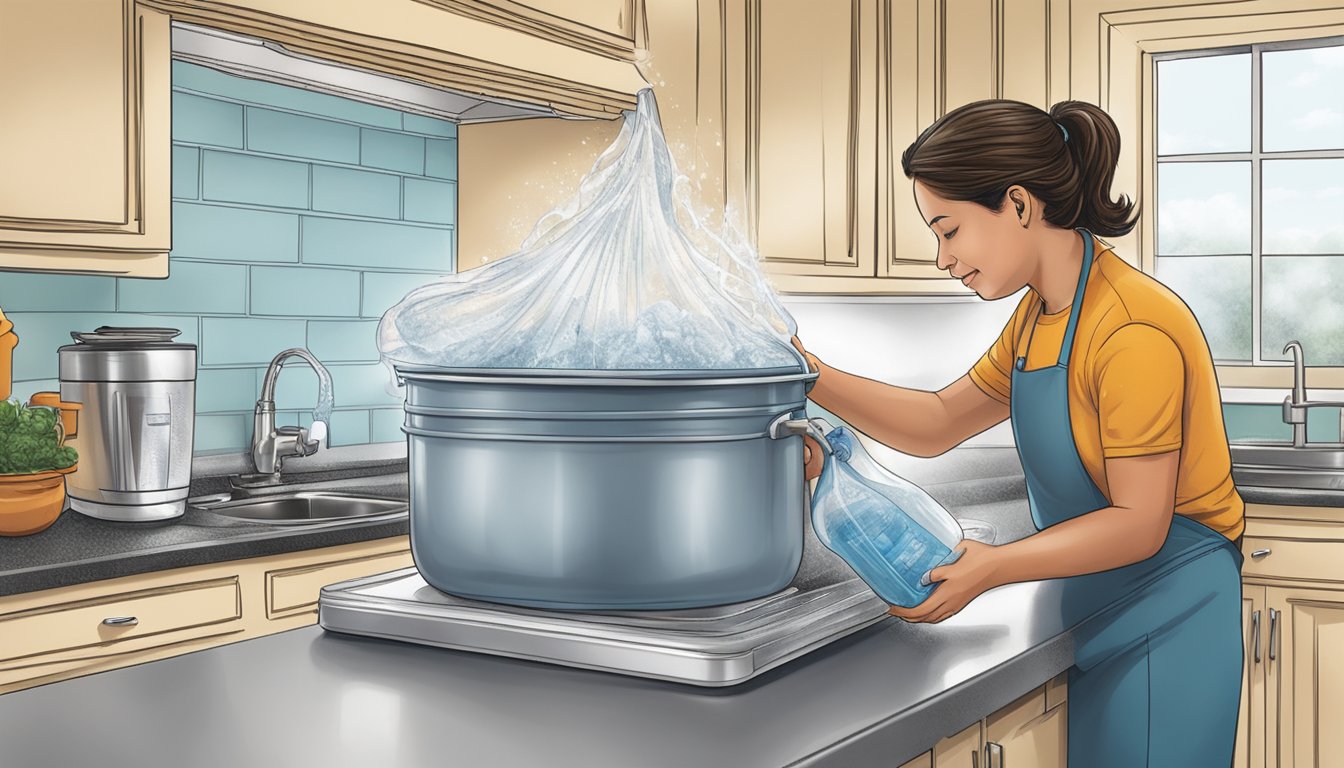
[943,227,959,240]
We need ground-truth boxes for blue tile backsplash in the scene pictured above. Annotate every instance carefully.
[1,61,457,454]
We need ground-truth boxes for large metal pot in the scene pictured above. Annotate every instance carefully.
[397,365,818,610]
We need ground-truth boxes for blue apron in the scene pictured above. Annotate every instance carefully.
[1008,228,1244,767]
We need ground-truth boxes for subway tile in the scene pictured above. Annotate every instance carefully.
[424,138,458,179]
[246,107,360,165]
[172,145,200,199]
[327,409,371,447]
[195,368,259,413]
[193,413,251,454]
[171,203,300,263]
[330,363,402,407]
[201,150,309,209]
[361,129,424,175]
[172,92,243,148]
[265,362,319,411]
[250,266,360,318]
[403,178,456,225]
[118,262,246,314]
[361,272,443,318]
[173,62,402,130]
[371,408,404,443]
[0,273,116,312]
[301,217,453,271]
[307,320,380,362]
[312,165,400,219]
[5,313,197,380]
[403,114,458,138]
[201,317,305,365]
[1222,403,1339,443]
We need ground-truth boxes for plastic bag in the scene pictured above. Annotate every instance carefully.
[811,426,964,608]
[378,89,805,374]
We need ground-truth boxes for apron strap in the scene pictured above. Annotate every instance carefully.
[1057,228,1095,368]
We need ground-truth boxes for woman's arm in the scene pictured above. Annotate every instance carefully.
[889,450,1179,623]
[804,355,1009,458]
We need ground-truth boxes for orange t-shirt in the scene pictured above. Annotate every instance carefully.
[968,236,1244,541]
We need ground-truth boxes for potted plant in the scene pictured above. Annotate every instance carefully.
[0,399,79,536]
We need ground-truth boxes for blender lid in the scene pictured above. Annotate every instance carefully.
[71,326,183,344]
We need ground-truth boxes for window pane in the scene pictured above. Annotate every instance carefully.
[1155,256,1252,361]
[1157,54,1251,155]
[1262,255,1344,365]
[1262,159,1344,254]
[1263,44,1344,152]
[1157,162,1252,255]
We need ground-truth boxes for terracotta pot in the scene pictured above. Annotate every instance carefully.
[28,391,80,437]
[0,465,75,536]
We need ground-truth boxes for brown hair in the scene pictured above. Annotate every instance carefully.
[900,99,1139,237]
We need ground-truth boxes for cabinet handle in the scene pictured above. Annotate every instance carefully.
[1251,548,1271,559]
[101,616,138,627]
[1269,608,1280,662]
[985,741,1004,768]
[1251,609,1261,664]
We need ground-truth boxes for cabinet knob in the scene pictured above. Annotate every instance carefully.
[101,616,138,627]
[1251,548,1271,559]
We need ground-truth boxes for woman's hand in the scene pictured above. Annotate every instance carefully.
[792,335,826,481]
[887,540,1003,624]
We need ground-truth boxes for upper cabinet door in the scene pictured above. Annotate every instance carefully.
[0,0,170,277]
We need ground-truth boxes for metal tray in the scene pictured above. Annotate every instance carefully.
[318,565,890,687]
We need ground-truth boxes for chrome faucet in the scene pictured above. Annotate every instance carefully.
[1280,341,1344,448]
[251,348,333,478]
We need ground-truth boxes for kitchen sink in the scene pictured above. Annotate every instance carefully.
[1229,441,1344,492]
[189,492,408,525]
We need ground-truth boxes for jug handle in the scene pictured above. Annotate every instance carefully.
[28,391,79,439]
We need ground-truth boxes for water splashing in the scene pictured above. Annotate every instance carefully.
[378,89,805,373]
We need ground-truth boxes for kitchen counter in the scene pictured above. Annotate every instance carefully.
[0,462,410,598]
[0,446,1235,767]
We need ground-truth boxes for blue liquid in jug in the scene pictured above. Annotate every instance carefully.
[825,495,954,607]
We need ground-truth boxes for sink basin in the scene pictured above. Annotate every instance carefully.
[1230,441,1344,491]
[190,492,408,525]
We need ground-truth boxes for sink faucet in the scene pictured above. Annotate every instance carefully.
[251,348,333,478]
[1280,341,1344,448]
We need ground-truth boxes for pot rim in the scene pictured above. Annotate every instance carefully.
[394,364,817,388]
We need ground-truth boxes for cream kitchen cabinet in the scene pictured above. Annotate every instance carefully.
[901,672,1068,767]
[0,535,411,695]
[0,0,172,277]
[1238,503,1344,768]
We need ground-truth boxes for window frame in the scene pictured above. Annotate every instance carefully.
[1150,34,1344,388]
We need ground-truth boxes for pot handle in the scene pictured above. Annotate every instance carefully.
[768,413,836,457]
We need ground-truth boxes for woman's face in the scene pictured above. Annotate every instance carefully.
[912,180,1035,301]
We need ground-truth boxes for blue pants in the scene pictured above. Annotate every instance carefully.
[1066,540,1244,767]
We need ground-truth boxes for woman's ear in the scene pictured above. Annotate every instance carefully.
[1007,185,1031,227]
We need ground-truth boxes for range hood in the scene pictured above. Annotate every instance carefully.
[171,22,568,124]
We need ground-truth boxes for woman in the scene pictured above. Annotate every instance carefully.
[793,99,1245,767]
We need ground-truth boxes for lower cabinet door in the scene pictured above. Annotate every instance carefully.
[1269,584,1344,768]
[934,719,983,767]
[984,685,1066,768]
[1237,583,1268,768]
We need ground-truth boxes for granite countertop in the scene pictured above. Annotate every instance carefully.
[0,461,412,598]
[0,445,1236,767]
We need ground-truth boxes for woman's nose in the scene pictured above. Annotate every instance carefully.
[935,245,955,272]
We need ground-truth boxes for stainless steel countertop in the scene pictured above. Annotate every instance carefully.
[0,446,1234,767]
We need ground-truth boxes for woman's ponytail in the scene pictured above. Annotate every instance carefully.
[1049,101,1139,237]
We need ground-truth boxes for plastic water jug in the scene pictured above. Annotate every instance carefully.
[809,422,964,608]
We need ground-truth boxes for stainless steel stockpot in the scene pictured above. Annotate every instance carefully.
[396,365,818,610]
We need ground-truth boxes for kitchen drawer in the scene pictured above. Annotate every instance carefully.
[1241,535,1344,586]
[0,576,242,670]
[266,548,412,619]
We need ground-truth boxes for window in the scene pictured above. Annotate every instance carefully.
[1153,38,1344,367]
